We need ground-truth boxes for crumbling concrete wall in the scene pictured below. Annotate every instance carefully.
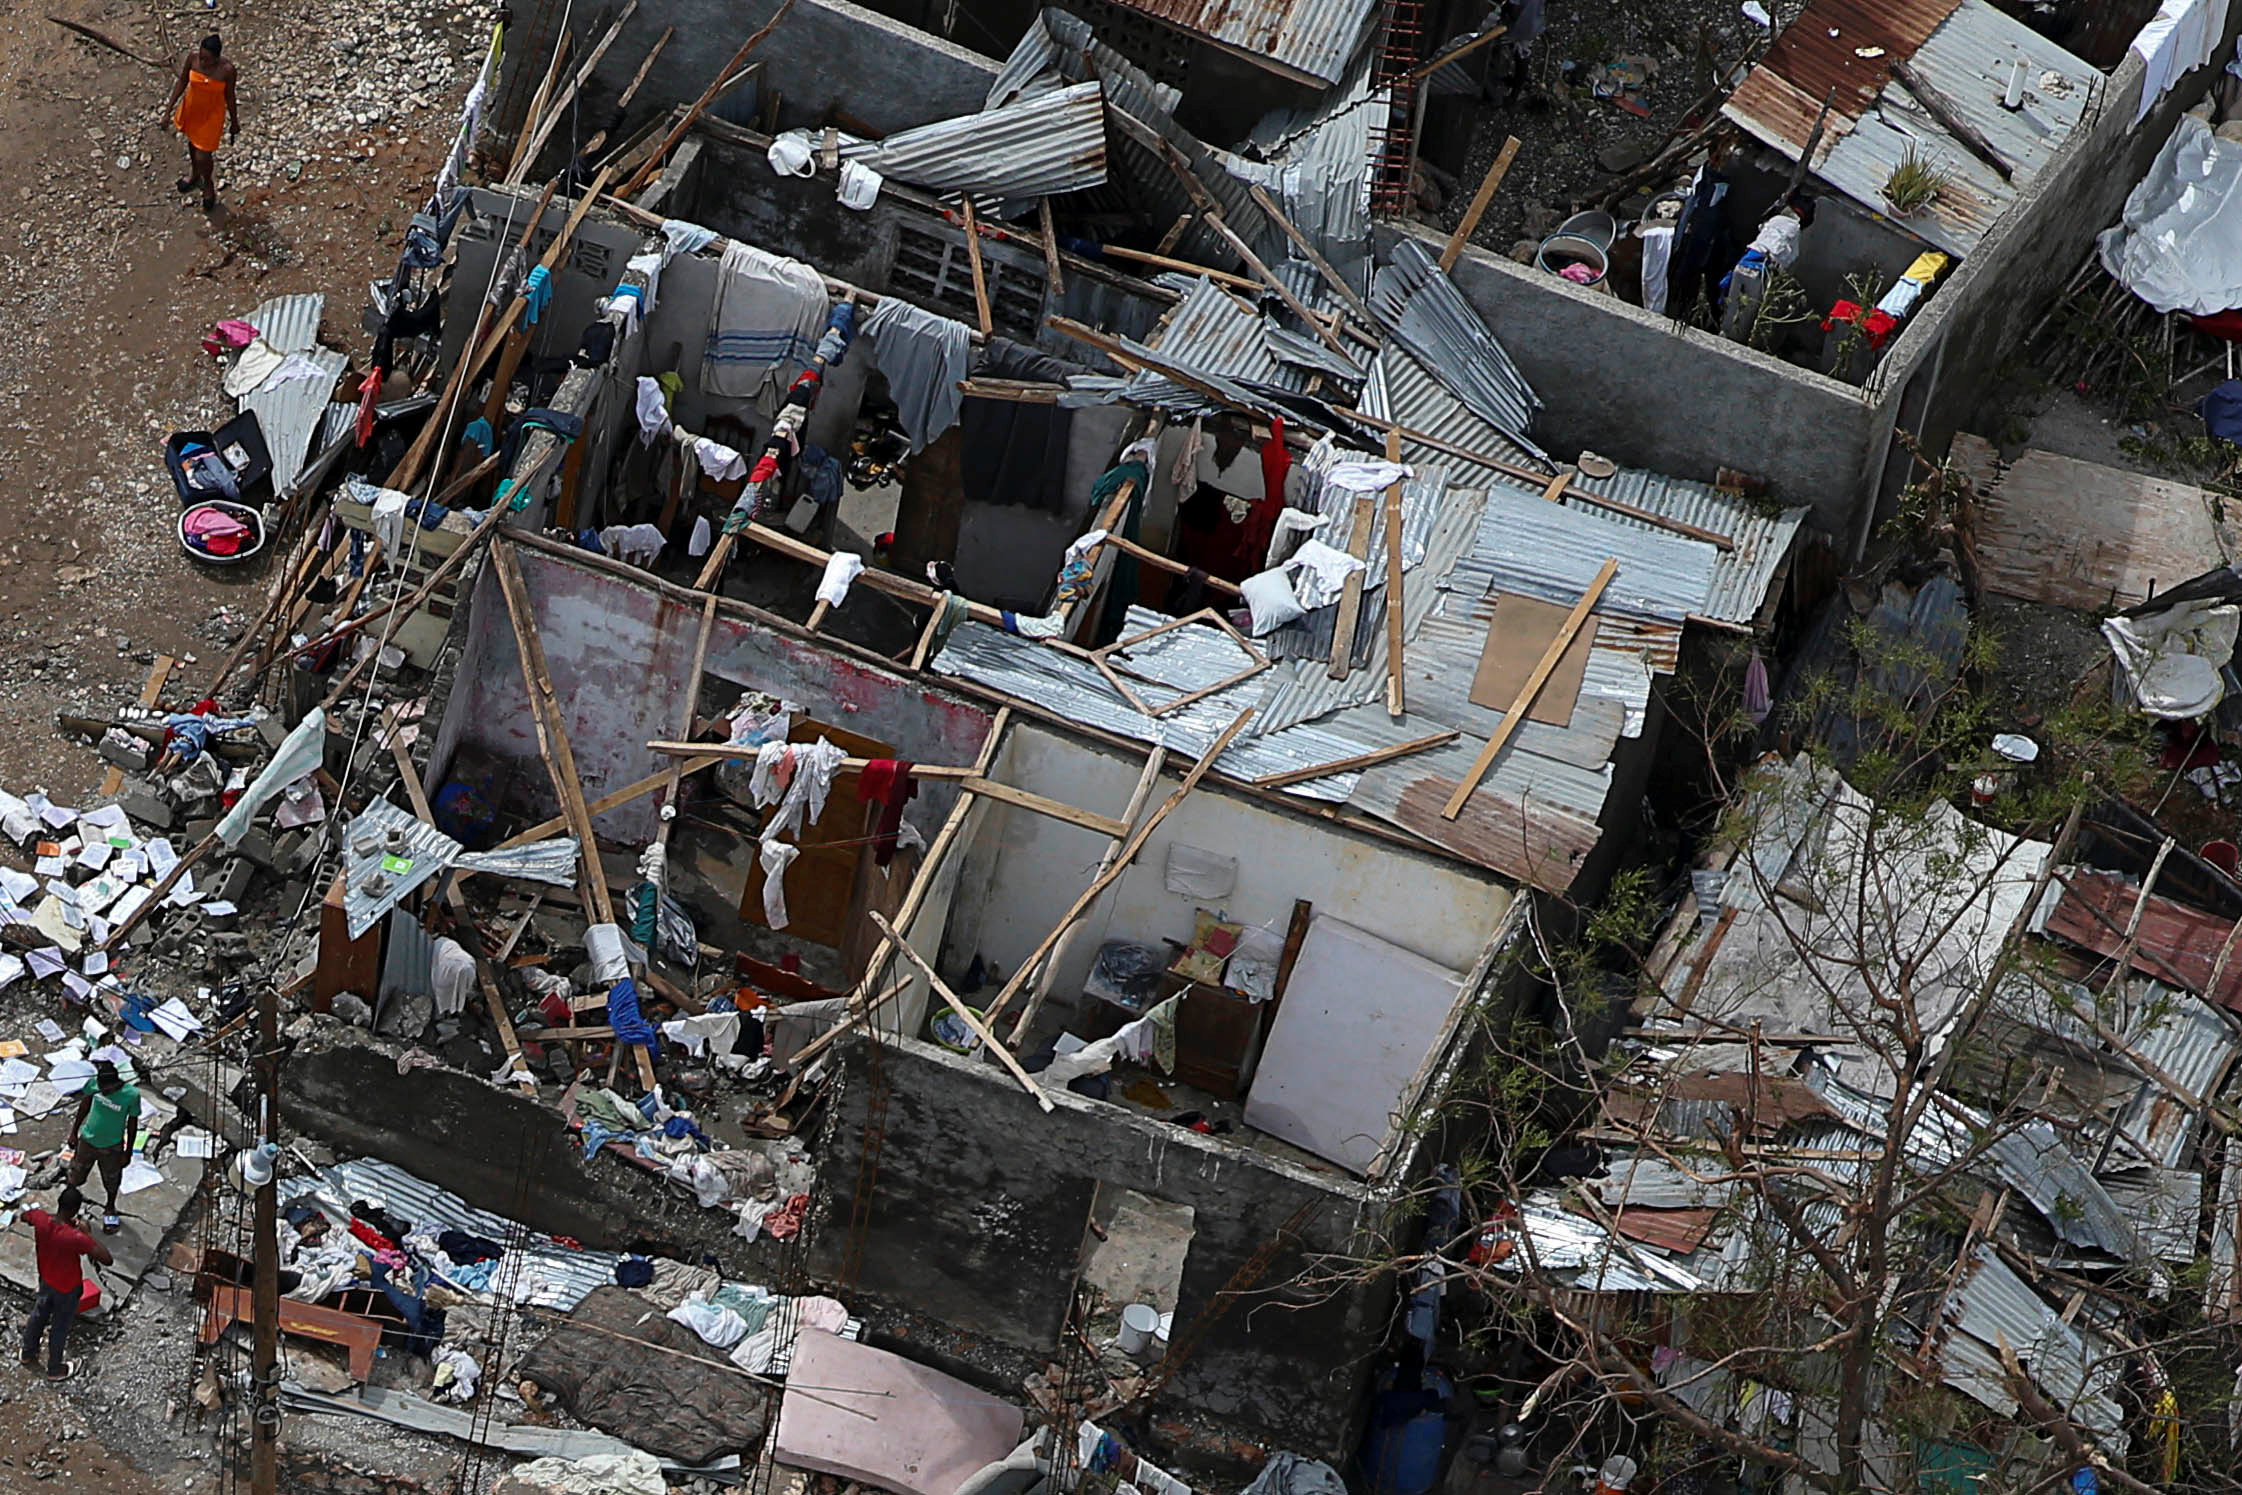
[279,1025,760,1264]
[811,1035,1398,1465]
[1380,221,1900,537]
[437,537,996,842]
[1884,29,2242,521]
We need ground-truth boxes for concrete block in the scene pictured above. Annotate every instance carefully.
[236,829,278,870]
[184,818,221,845]
[120,792,175,831]
[256,715,288,750]
[98,730,151,771]
[215,859,256,906]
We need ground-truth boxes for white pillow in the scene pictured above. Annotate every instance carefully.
[1240,568,1306,636]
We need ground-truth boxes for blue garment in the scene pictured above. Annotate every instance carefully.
[523,265,553,326]
[163,712,256,763]
[799,444,843,506]
[462,417,494,457]
[664,1114,711,1148]
[2200,380,2242,444]
[581,1119,632,1159]
[606,977,660,1050]
[404,498,449,529]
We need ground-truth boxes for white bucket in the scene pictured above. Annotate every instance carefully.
[1117,1302,1160,1355]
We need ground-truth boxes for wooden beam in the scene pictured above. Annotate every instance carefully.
[474,165,621,437]
[504,30,572,182]
[787,710,1012,1069]
[101,655,174,796]
[722,521,1008,626]
[1404,23,1507,83]
[1081,532,1243,597]
[960,195,995,336]
[982,709,1254,1032]
[1441,135,1521,273]
[960,776,1128,840]
[872,912,1052,1112]
[506,0,642,184]
[1326,493,1376,680]
[1036,197,1065,297]
[1246,183,1378,331]
[1150,138,1350,359]
[100,833,217,951]
[1380,428,1407,718]
[580,25,672,158]
[490,540,652,1085]
[1440,557,1614,819]
[491,756,724,850]
[1249,730,1459,790]
[1094,243,1260,293]
[1328,405,1734,548]
[617,0,797,197]
[1008,745,1167,1044]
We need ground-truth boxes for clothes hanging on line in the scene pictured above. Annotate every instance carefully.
[702,241,828,405]
[757,839,798,928]
[862,297,972,453]
[858,760,916,868]
[815,552,864,607]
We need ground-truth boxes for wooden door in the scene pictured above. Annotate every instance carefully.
[739,717,894,949]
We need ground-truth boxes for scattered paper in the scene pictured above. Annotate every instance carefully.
[0,1042,23,1059]
[47,1058,94,1087]
[79,805,128,830]
[33,856,64,879]
[0,1165,24,1201]
[32,1020,64,1044]
[0,869,38,904]
[25,949,65,979]
[73,842,110,873]
[0,1059,37,1089]
[37,804,75,831]
[60,972,92,1002]
[80,952,107,977]
[108,886,153,929]
[148,999,203,1043]
[16,1082,61,1119]
[202,900,238,918]
[174,1130,216,1159]
[0,957,22,992]
[118,1158,165,1196]
[145,839,179,877]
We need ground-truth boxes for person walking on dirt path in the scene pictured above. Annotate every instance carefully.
[21,1187,110,1383]
[164,33,238,213]
[67,1060,140,1236]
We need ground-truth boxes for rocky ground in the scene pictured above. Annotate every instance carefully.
[0,0,489,1481]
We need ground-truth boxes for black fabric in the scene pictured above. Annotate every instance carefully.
[520,1286,770,1464]
[436,1229,504,1265]
[960,396,1073,510]
[574,320,618,369]
[971,335,1088,384]
[350,1202,412,1244]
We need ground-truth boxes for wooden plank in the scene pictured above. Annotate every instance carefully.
[507,0,642,184]
[1007,745,1168,1044]
[491,755,723,850]
[1326,493,1376,680]
[959,776,1128,840]
[871,912,1052,1112]
[1972,446,2227,610]
[1441,135,1521,273]
[1082,532,1244,597]
[474,165,621,435]
[1248,730,1459,790]
[1380,428,1406,717]
[1094,243,1259,292]
[982,709,1254,1032]
[1440,558,1616,819]
[787,709,1012,1070]
[617,0,798,197]
[1036,197,1065,297]
[960,195,994,336]
[101,655,174,795]
[1246,183,1378,330]
[504,30,572,182]
[580,26,672,157]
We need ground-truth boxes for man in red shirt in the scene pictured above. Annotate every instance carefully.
[20,1187,110,1381]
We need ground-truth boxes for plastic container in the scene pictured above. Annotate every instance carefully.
[1116,1302,1160,1355]
[1552,208,1617,252]
[1535,234,1609,287]
[178,501,267,567]
[2204,839,2240,877]
[1594,1455,1639,1495]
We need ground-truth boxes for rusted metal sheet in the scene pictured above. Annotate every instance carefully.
[1966,445,2225,611]
[1608,1205,1723,1254]
[2042,868,2242,1010]
[1730,0,1962,139]
[1102,0,1384,84]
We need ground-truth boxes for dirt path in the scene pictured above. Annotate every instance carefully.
[0,0,477,798]
[0,0,480,1482]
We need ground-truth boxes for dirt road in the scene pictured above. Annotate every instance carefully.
[0,0,479,1482]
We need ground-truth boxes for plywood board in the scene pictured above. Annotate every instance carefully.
[1243,916,1466,1175]
[1468,592,1593,726]
[1971,446,2228,611]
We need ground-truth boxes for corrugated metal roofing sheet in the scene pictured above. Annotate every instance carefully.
[1138,277,1318,397]
[1226,48,1382,272]
[845,80,1108,198]
[1726,0,2098,258]
[1371,238,1544,456]
[1099,0,1384,85]
[1567,469,1808,626]
[1362,345,1547,479]
[1463,483,1719,623]
[342,797,464,939]
[2117,983,2242,1166]
[1943,1243,2127,1445]
[238,293,342,496]
[1727,0,1959,131]
[990,10,1272,267]
[2098,1168,2202,1264]
[310,1157,623,1311]
[1594,1154,1737,1209]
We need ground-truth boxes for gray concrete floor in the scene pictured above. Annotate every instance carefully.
[1082,1185,1193,1315]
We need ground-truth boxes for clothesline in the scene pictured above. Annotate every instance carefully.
[644,741,975,774]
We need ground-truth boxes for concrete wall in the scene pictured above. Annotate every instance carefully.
[282,1025,765,1265]
[810,1033,1398,1463]
[435,538,996,841]
[1877,30,2242,532]
[501,0,1004,164]
[1379,222,1899,536]
[946,721,1513,1003]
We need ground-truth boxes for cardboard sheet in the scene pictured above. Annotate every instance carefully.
[1468,592,1593,727]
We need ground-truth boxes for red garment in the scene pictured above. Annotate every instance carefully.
[355,368,382,447]
[1820,300,1899,349]
[1234,418,1291,570]
[348,1218,399,1255]
[2188,309,2242,342]
[29,1210,94,1294]
[859,760,917,868]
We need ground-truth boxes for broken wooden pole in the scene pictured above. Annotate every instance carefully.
[1440,557,1615,819]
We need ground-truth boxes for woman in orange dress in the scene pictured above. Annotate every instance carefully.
[163,35,237,213]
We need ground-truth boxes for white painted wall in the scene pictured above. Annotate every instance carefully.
[943,721,1512,1012]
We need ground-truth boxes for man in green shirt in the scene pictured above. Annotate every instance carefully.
[68,1061,140,1235]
